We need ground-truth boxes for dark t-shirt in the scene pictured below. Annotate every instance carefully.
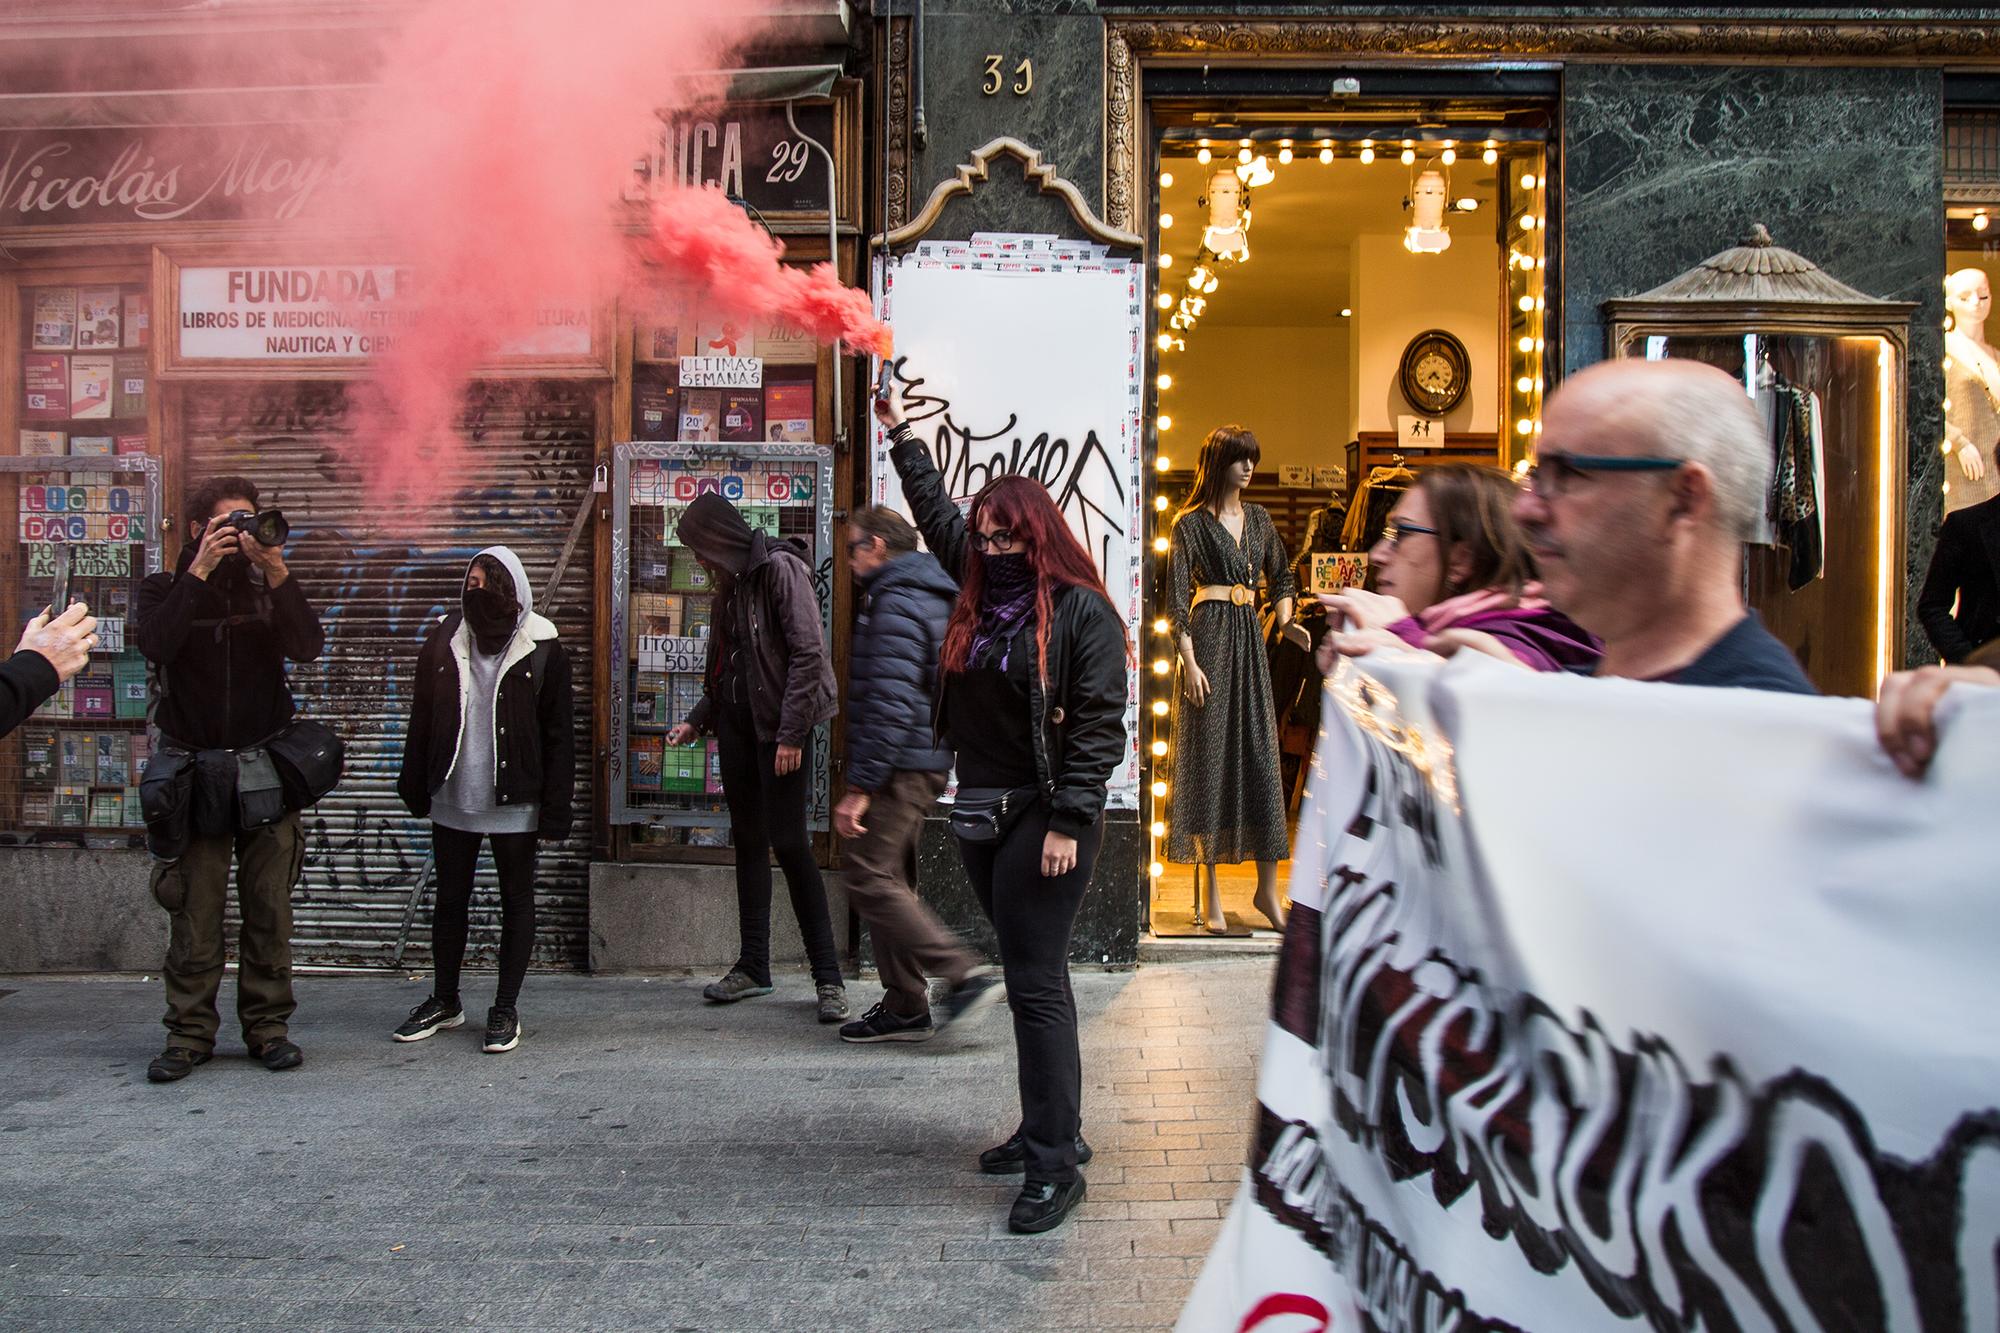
[945,623,1040,787]
[1655,613,1818,694]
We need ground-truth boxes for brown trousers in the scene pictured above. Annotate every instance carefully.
[151,813,304,1054]
[843,770,976,1015]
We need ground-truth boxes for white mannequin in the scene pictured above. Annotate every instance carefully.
[1177,454,1293,932]
[1201,169,1250,263]
[1945,267,2000,512]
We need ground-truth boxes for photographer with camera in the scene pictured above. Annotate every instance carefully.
[134,476,326,1084]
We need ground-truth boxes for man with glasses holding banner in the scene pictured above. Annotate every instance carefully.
[1514,357,1816,693]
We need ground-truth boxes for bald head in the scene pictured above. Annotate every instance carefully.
[1544,358,1771,541]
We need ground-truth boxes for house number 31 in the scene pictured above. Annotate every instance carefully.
[982,54,1033,96]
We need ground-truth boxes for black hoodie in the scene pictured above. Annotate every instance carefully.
[679,495,836,747]
[134,544,325,750]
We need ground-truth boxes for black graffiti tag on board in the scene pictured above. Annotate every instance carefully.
[891,362,1128,572]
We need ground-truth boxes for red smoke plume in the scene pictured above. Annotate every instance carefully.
[643,186,892,357]
[317,1,879,498]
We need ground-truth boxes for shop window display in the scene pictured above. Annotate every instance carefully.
[1144,124,1549,935]
[5,282,160,844]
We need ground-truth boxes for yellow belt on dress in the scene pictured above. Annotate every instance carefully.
[1192,583,1255,608]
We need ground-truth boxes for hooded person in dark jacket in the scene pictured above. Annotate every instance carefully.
[133,475,325,1084]
[393,546,574,1055]
[666,493,847,1022]
[831,507,1001,1045]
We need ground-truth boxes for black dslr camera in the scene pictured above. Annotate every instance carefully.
[222,508,290,548]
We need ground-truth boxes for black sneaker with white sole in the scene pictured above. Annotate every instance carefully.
[934,972,1004,1034]
[483,1006,521,1053]
[393,996,465,1043]
[839,1002,935,1044]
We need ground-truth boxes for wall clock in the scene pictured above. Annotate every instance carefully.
[1398,329,1471,416]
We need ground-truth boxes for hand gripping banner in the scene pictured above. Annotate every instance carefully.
[1179,654,2000,1333]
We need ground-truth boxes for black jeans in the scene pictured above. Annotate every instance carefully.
[715,705,841,988]
[430,824,539,1011]
[957,801,1104,1184]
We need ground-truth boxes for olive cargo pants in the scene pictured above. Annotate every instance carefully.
[151,813,304,1054]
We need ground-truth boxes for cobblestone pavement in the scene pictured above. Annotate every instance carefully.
[0,958,1270,1331]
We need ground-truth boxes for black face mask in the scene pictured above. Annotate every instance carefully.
[982,551,1034,597]
[464,586,519,653]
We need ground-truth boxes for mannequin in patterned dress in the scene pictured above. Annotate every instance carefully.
[1167,426,1298,933]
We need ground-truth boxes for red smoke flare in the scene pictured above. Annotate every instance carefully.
[642,185,892,357]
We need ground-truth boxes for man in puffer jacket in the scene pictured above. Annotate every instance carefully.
[832,507,1001,1044]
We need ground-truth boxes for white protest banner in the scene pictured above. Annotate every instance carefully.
[1181,654,2000,1332]
[872,240,1145,806]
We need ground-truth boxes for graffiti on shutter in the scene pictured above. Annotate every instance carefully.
[187,380,595,969]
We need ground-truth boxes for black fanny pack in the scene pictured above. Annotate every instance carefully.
[948,785,1041,845]
[140,719,344,859]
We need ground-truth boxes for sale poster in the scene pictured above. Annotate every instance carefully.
[31,288,76,351]
[23,355,69,418]
[70,356,113,419]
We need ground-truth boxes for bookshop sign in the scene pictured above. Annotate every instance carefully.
[168,263,599,370]
[0,126,345,229]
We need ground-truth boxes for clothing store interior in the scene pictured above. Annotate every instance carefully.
[1144,102,1549,939]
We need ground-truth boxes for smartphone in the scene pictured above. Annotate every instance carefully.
[50,544,72,617]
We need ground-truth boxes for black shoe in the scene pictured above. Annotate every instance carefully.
[934,972,1004,1033]
[1008,1176,1087,1234]
[978,1130,1094,1175]
[392,996,465,1043]
[146,1046,211,1083]
[483,1006,521,1053]
[816,984,851,1024]
[839,1001,935,1044]
[247,1037,303,1071]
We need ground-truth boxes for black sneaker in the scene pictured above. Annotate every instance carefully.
[483,1006,521,1054]
[1008,1177,1087,1234]
[392,996,465,1043]
[934,972,1004,1034]
[247,1037,303,1071]
[146,1046,210,1084]
[816,984,851,1024]
[839,1001,935,1044]
[979,1130,1093,1175]
[703,969,774,1003]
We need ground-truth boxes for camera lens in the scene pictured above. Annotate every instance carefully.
[255,511,290,547]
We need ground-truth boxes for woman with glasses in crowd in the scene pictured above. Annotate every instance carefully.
[875,384,1130,1237]
[1319,463,1600,674]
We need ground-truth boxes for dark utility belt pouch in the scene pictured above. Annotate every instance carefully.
[948,785,1041,845]
[265,719,345,810]
[236,747,287,830]
[138,745,196,862]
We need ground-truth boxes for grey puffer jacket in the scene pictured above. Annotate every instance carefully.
[845,550,957,794]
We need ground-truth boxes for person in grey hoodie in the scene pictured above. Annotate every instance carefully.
[833,506,1000,1043]
[393,546,575,1053]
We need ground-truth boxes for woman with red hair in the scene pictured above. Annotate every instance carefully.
[878,391,1130,1236]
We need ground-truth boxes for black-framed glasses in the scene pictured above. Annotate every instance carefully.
[1380,520,1439,552]
[969,529,1018,553]
[1525,450,1686,499]
[846,535,876,555]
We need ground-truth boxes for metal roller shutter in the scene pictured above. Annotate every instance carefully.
[183,380,596,970]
